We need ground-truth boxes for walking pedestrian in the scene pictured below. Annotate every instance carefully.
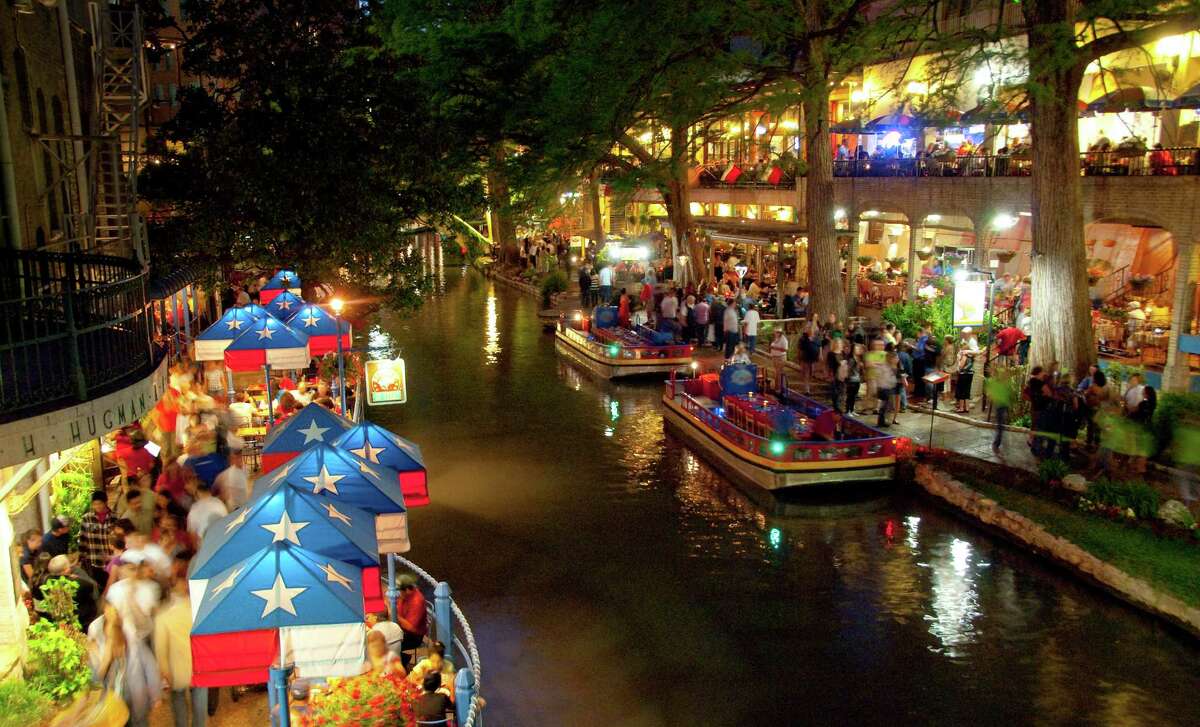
[578,266,592,307]
[723,301,740,359]
[155,564,208,727]
[742,304,761,353]
[769,328,789,389]
[986,374,1013,453]
[597,264,613,305]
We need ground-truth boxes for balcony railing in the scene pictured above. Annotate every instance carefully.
[0,249,159,422]
[693,147,1200,185]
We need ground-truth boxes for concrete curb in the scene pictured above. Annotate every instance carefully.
[914,463,1200,640]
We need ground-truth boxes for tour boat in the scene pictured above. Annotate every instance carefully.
[661,365,903,492]
[554,309,695,379]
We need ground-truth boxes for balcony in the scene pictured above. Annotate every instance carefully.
[0,249,160,423]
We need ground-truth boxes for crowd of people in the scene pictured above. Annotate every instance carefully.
[16,352,453,726]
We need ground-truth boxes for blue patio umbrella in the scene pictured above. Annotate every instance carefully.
[195,306,264,362]
[265,269,302,292]
[260,402,352,472]
[266,290,305,319]
[240,302,278,321]
[332,420,428,507]
[190,485,378,581]
[255,442,406,515]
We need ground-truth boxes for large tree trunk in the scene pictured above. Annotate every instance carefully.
[486,144,517,264]
[587,170,605,246]
[801,52,846,324]
[1025,0,1095,377]
[666,125,702,284]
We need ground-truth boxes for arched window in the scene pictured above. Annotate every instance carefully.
[12,49,32,128]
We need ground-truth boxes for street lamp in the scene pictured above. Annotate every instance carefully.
[330,297,347,415]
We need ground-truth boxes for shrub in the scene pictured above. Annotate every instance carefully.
[539,269,569,306]
[881,300,927,340]
[25,619,90,702]
[1037,458,1070,485]
[52,471,94,548]
[1088,479,1161,520]
[0,681,52,727]
[1150,392,1200,461]
[1102,362,1144,388]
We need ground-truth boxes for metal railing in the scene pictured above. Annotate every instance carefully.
[694,147,1200,184]
[0,249,156,420]
[395,555,484,727]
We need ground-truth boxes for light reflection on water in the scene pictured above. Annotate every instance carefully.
[375,268,1200,727]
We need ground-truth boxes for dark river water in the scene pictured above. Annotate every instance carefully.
[371,268,1199,727]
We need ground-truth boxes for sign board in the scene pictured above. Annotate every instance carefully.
[952,279,988,327]
[922,371,949,385]
[365,358,407,406]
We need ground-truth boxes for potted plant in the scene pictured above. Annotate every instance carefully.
[868,271,887,283]
[856,255,875,268]
[886,256,906,270]
[992,249,1016,263]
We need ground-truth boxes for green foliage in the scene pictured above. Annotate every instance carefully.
[880,300,926,339]
[971,479,1200,608]
[540,269,569,306]
[985,364,1029,417]
[1037,458,1070,484]
[0,681,52,726]
[51,472,93,548]
[1102,362,1144,388]
[1150,392,1200,462]
[140,0,484,311]
[39,577,81,629]
[1011,413,1032,428]
[1087,479,1161,520]
[25,619,90,702]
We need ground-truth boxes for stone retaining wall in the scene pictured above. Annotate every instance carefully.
[914,463,1200,640]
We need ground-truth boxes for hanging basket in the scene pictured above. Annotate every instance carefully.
[886,257,906,269]
[916,249,933,261]
[992,250,1016,264]
[856,255,876,267]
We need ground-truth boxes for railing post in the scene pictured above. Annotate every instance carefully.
[454,668,476,727]
[434,581,453,656]
[63,266,87,401]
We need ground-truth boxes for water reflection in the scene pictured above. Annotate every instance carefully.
[483,288,501,364]
[926,537,982,657]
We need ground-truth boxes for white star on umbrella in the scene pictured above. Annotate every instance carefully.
[210,566,243,597]
[350,438,386,464]
[251,574,306,617]
[226,318,244,331]
[297,420,329,444]
[301,311,321,328]
[323,502,352,526]
[319,563,353,590]
[256,325,275,340]
[261,511,309,545]
[304,465,344,495]
[224,507,251,534]
[276,299,293,311]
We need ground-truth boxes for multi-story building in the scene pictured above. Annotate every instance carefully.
[0,0,205,671]
[604,8,1200,390]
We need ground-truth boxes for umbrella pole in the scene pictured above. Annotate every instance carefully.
[226,367,235,399]
[272,636,291,727]
[387,553,398,622]
[265,364,274,426]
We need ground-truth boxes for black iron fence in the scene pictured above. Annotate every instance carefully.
[0,249,158,421]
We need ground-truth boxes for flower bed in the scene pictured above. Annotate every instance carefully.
[298,671,420,727]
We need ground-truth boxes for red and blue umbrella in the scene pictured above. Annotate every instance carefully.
[190,543,367,687]
[190,485,379,581]
[194,306,263,361]
[333,420,429,507]
[265,289,305,319]
[287,303,351,357]
[255,442,406,515]
[260,269,302,304]
[223,315,310,372]
[260,402,352,473]
[240,302,277,321]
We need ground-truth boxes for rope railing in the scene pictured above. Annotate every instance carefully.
[393,554,484,727]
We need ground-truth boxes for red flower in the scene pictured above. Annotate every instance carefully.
[351,689,361,700]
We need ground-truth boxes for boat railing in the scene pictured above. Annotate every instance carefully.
[568,322,694,360]
[395,554,484,727]
[667,381,899,463]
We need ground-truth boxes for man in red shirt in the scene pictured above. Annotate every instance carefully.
[396,576,428,670]
[117,429,157,478]
[994,325,1027,364]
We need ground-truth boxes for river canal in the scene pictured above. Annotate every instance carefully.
[370,268,1198,726]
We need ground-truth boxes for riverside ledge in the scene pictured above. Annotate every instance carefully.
[913,462,1200,640]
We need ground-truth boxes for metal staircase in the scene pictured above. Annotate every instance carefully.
[90,2,148,265]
